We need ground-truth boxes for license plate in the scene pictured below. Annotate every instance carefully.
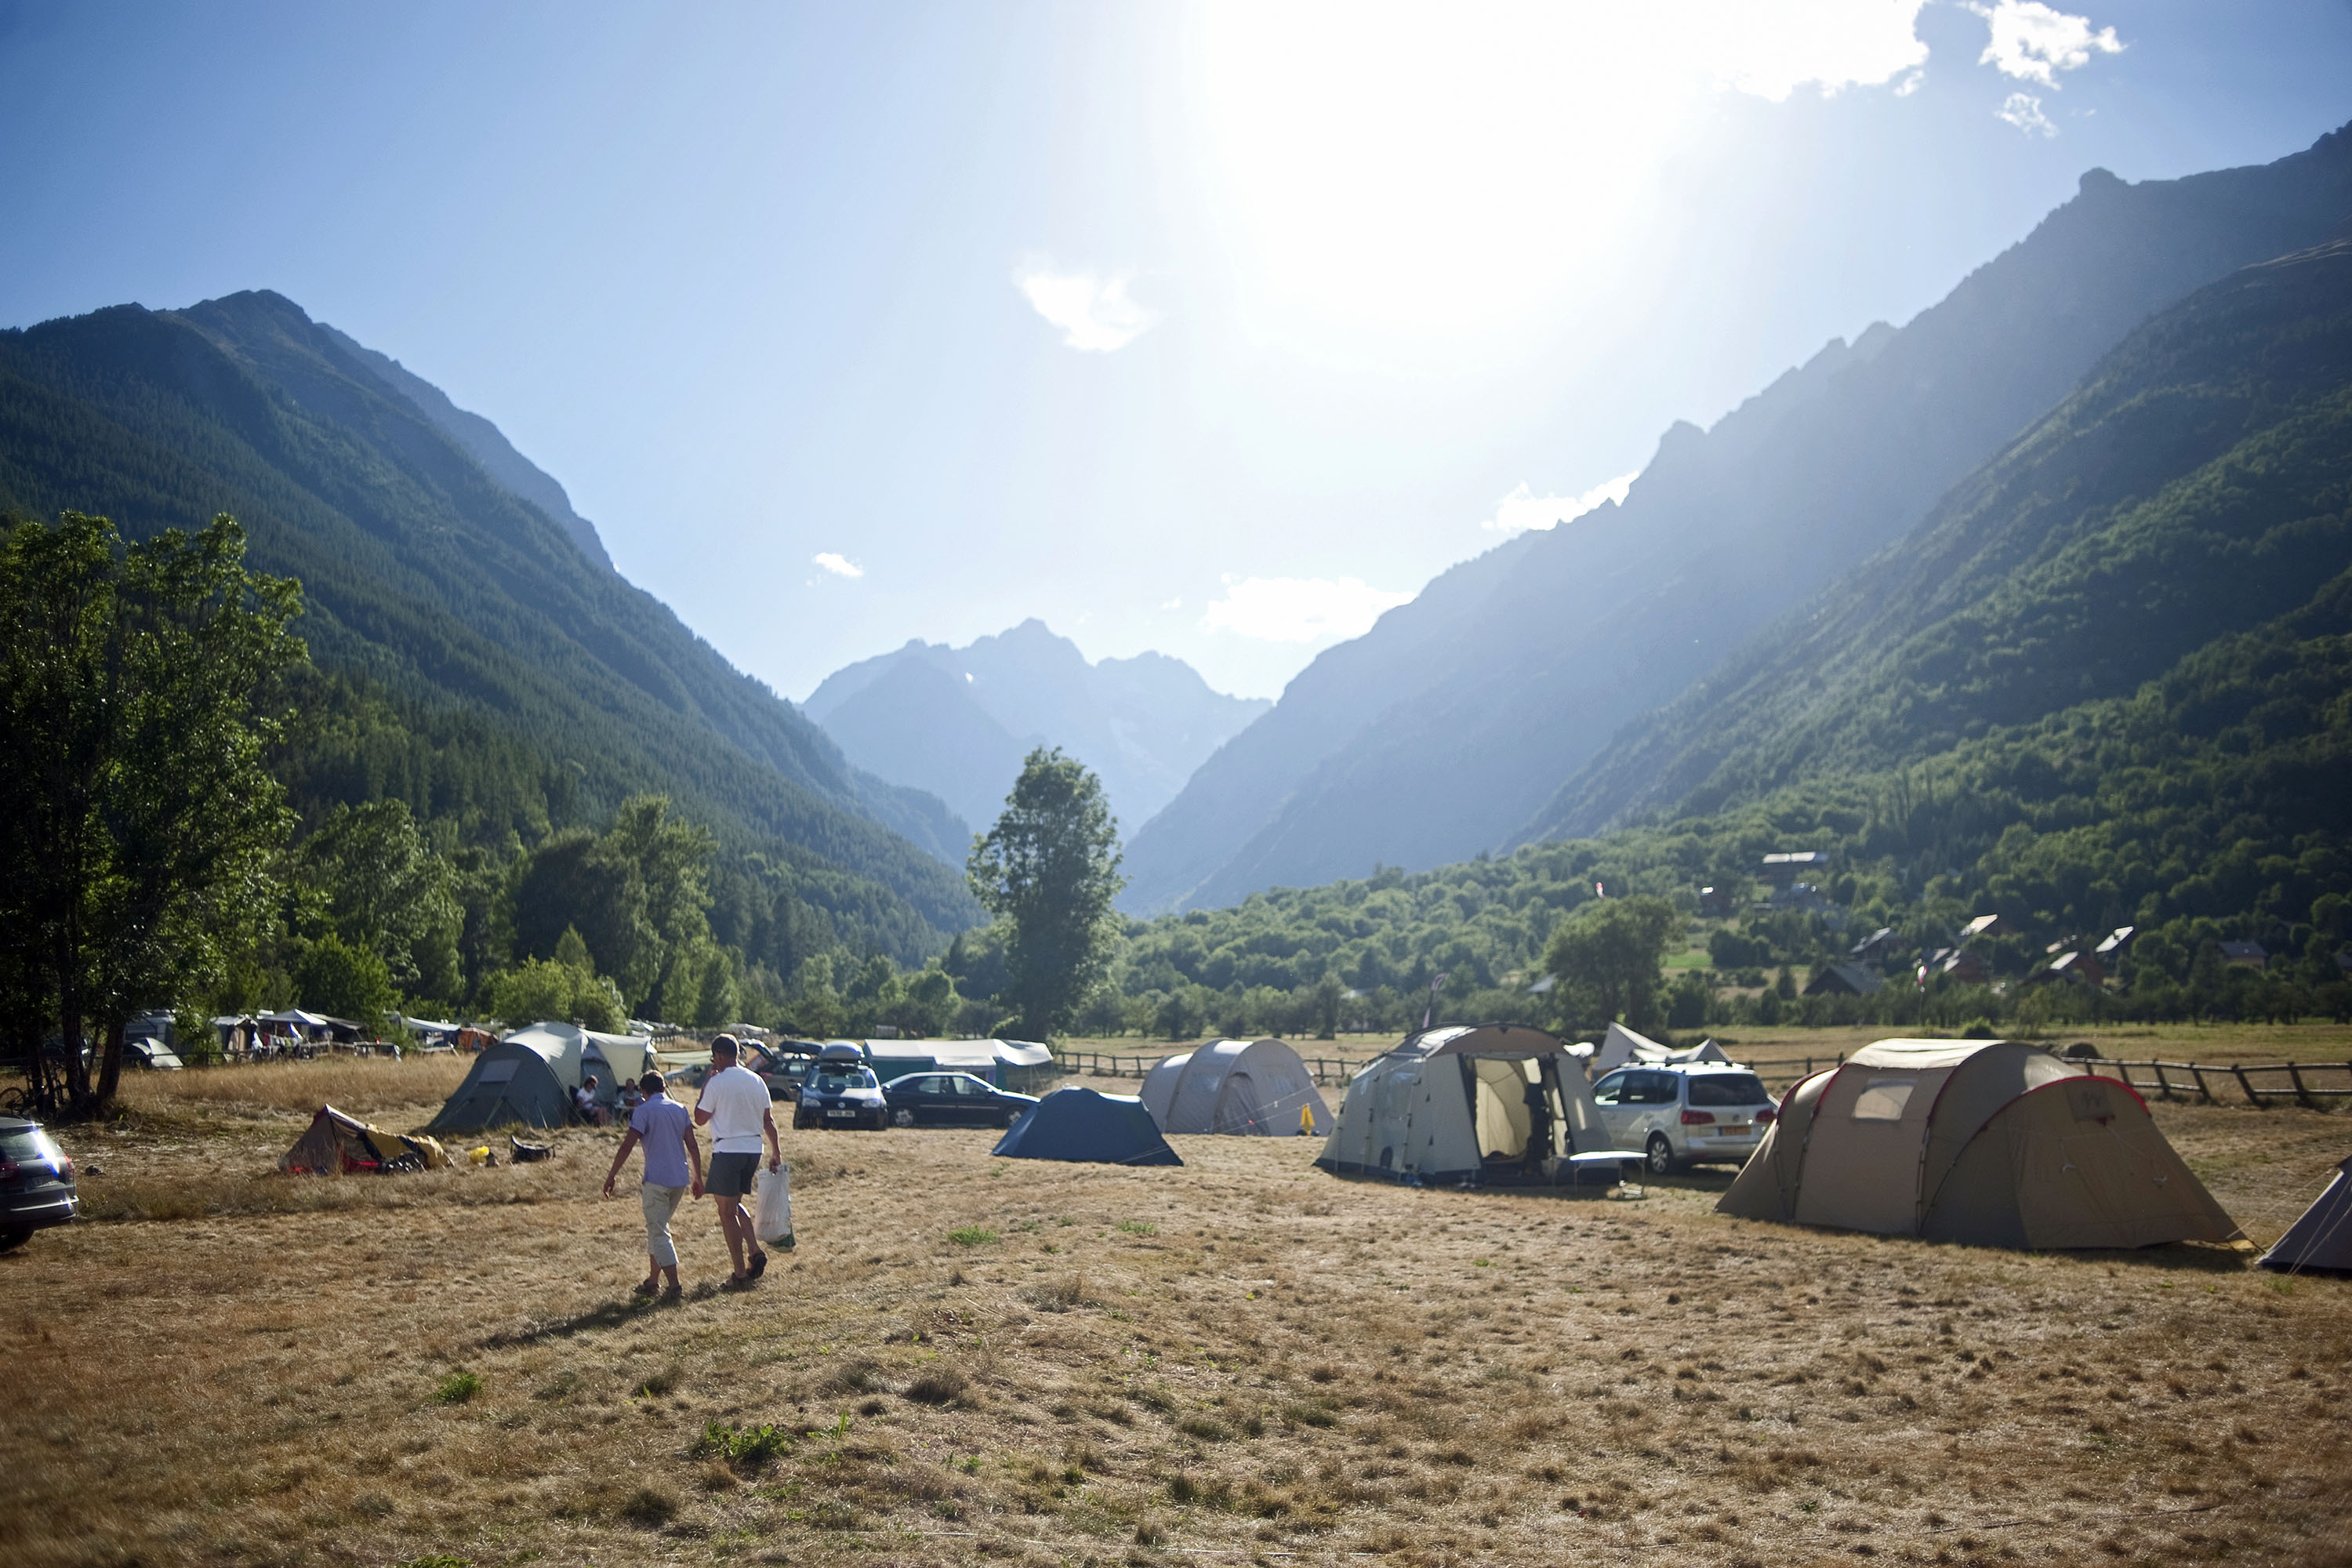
[826,1109,855,1119]
[1722,1124,1749,1136]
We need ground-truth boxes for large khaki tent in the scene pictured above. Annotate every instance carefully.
[1719,1039,2241,1249]
[1316,1025,1638,1187]
[1141,1038,1330,1136]
[281,1105,451,1174]
[2261,1156,2352,1274]
[423,1022,653,1133]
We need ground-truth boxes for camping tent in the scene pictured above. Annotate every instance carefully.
[1718,1039,2241,1249]
[2261,1156,2352,1274]
[281,1105,451,1174]
[1315,1025,1637,1187]
[1590,1022,1729,1076]
[862,1039,1058,1094]
[993,1087,1182,1166]
[421,1020,649,1132]
[1140,1039,1330,1136]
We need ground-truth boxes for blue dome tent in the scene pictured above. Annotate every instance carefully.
[993,1087,1182,1167]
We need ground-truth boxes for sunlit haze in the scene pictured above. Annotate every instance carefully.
[2,0,2347,699]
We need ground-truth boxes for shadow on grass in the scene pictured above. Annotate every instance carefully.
[478,1279,727,1348]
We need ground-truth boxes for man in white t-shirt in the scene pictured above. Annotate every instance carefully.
[692,1035,782,1287]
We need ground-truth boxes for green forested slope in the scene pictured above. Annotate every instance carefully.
[1534,238,2352,836]
[0,292,978,960]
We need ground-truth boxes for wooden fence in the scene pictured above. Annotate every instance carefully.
[1058,1049,1368,1087]
[1059,1047,2352,1107]
[1752,1054,2352,1109]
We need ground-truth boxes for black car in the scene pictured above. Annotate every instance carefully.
[1,1116,78,1251]
[792,1047,891,1131]
[880,1072,1040,1129]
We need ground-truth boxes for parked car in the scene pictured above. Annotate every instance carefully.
[0,1116,78,1250]
[793,1044,890,1131]
[1590,1063,1776,1174]
[124,1036,183,1071]
[881,1071,1039,1129]
[746,1040,823,1102]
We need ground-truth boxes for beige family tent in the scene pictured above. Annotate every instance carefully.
[1140,1038,1330,1136]
[1591,1022,1730,1076]
[1316,1025,1638,1187]
[2262,1156,2352,1274]
[281,1105,451,1174]
[423,1021,652,1134]
[1719,1039,2241,1250]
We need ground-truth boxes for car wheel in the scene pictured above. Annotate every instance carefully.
[1645,1133,1676,1177]
[0,1227,31,1254]
[891,1108,916,1128]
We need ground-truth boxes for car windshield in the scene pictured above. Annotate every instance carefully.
[812,1068,877,1093]
[1686,1073,1769,1108]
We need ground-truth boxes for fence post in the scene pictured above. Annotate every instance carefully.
[2288,1063,2318,1110]
[2151,1062,2172,1101]
[2232,1063,2263,1108]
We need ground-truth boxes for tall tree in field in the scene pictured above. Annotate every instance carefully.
[1543,895,1680,1034]
[967,747,1123,1040]
[0,514,303,1116]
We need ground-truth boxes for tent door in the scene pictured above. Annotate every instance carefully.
[1467,1057,1536,1164]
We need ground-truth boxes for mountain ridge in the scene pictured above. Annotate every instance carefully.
[0,289,979,956]
[805,618,1269,839]
[1116,122,2352,914]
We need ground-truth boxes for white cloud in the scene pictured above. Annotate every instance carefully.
[1971,2,2123,89]
[1704,0,1931,102]
[1995,91,2056,136]
[1160,597,1183,611]
[1479,473,1638,535]
[812,552,863,579]
[1200,574,1414,644]
[1013,259,1161,352]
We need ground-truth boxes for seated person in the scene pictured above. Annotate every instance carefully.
[574,1074,610,1127]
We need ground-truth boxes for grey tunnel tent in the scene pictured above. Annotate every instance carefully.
[1718,1039,2241,1250]
[1315,1025,1638,1187]
[2261,1156,2352,1274]
[1141,1038,1330,1136]
[993,1087,1182,1167]
[423,1022,652,1134]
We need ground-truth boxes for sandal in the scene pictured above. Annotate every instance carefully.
[749,1249,768,1279]
[632,1279,659,1298]
[720,1271,753,1290]
[659,1283,683,1302]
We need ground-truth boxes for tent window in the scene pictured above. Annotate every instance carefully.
[1851,1077,1915,1121]
[477,1060,520,1083]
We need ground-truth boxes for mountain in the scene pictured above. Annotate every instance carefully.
[1532,234,2352,838]
[1117,122,2352,915]
[802,619,1269,840]
[0,289,978,957]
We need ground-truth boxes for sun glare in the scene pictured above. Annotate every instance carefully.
[1186,2,1929,354]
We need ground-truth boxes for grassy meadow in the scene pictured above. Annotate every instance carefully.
[3,1050,2347,1568]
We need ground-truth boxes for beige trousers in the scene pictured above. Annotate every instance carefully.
[640,1182,688,1268]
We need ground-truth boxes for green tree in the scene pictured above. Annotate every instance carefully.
[1542,896,1679,1033]
[299,800,461,1003]
[482,927,627,1032]
[507,795,720,1020]
[0,514,303,1116]
[293,934,396,1026]
[967,748,1123,1040]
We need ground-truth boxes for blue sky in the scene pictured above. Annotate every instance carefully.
[4,1,2348,700]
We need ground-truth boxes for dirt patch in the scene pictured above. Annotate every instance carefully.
[2,1084,2347,1567]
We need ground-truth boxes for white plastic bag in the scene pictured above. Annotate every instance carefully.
[753,1163,793,1245]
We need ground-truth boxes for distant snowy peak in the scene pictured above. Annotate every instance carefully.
[805,622,1269,838]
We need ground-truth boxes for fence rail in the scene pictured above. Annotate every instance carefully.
[1752,1054,2352,1109]
[1058,1049,1368,1087]
[1060,1047,2352,1107]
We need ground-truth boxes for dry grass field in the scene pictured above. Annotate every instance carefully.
[4,1054,2348,1568]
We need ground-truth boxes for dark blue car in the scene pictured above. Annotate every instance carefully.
[1,1117,78,1251]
